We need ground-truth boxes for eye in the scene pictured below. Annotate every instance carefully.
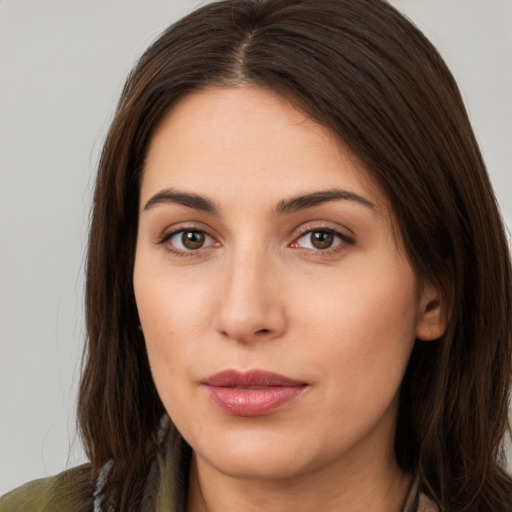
[165,229,215,252]
[293,229,352,250]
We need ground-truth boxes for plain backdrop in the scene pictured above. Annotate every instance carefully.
[1,0,511,495]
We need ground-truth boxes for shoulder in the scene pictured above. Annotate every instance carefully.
[0,464,93,512]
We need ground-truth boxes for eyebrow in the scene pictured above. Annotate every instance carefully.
[144,189,218,214]
[275,189,377,215]
[143,187,377,216]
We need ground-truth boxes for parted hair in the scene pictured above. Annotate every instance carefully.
[78,0,512,510]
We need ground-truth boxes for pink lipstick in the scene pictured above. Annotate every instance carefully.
[202,370,307,417]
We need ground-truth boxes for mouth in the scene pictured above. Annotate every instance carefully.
[202,369,308,417]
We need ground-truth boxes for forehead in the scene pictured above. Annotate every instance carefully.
[141,86,386,213]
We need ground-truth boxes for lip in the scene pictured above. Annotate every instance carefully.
[202,370,308,417]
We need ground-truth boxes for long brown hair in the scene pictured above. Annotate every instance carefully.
[78,0,512,509]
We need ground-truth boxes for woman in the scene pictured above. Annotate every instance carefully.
[1,0,511,511]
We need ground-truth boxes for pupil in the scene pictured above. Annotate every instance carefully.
[312,231,333,249]
[182,231,205,249]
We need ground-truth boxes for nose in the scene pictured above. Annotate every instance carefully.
[213,250,287,344]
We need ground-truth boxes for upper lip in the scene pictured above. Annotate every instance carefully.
[202,369,307,388]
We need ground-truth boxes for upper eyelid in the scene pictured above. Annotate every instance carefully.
[294,228,354,245]
[155,221,355,245]
[159,227,215,244]
[159,222,216,238]
[293,221,355,239]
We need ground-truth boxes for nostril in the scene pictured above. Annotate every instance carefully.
[256,329,271,334]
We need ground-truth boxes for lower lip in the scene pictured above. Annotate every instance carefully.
[205,385,305,416]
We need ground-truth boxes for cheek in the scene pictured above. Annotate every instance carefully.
[134,277,202,429]
[294,262,418,336]
[133,257,216,378]
[290,264,419,392]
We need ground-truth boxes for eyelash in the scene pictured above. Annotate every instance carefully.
[291,226,355,255]
[156,225,355,258]
[156,227,217,258]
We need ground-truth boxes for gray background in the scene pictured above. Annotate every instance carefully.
[1,0,511,495]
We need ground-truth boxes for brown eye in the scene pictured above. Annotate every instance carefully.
[181,230,205,249]
[310,231,334,249]
[294,229,350,251]
[166,229,215,252]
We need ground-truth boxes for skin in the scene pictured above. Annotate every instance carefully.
[134,86,445,512]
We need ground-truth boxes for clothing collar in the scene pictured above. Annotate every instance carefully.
[95,416,437,512]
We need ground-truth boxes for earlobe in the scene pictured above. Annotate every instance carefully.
[415,282,448,341]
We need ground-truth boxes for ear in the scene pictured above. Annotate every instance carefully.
[415,280,448,341]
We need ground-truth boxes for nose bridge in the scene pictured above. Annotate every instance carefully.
[214,242,285,342]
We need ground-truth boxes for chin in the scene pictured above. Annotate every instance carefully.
[190,427,326,481]
[202,450,309,481]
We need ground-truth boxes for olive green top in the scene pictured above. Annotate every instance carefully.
[0,425,437,512]
[0,469,438,512]
[0,464,92,512]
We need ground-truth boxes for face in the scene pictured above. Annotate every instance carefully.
[134,86,439,483]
